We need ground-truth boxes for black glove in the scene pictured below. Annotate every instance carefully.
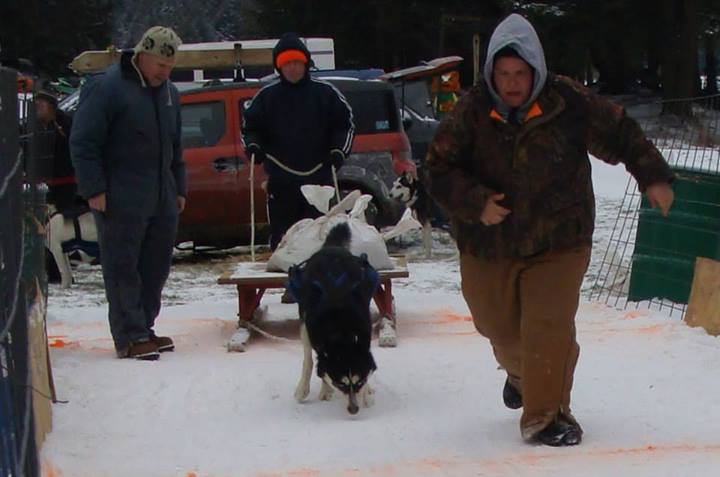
[245,143,265,164]
[325,150,344,169]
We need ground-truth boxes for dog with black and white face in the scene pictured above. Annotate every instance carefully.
[389,171,433,257]
[289,222,379,414]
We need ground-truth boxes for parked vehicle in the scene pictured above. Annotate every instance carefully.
[60,46,427,249]
[314,57,464,167]
[380,56,463,167]
[177,78,414,248]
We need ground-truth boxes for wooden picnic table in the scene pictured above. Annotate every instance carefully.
[218,256,409,351]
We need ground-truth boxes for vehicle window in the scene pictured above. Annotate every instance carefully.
[181,101,225,149]
[342,90,399,134]
[393,81,436,120]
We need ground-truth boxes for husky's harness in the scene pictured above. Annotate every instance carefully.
[287,252,380,314]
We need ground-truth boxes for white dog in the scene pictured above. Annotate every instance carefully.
[46,206,99,288]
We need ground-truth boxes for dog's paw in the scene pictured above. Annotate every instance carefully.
[360,386,375,408]
[361,395,375,408]
[318,381,334,401]
[378,318,397,348]
[294,382,310,402]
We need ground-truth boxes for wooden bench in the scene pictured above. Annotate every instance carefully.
[218,256,409,351]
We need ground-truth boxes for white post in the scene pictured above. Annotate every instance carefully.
[331,165,341,204]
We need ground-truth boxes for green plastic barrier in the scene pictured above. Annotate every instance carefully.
[628,167,720,304]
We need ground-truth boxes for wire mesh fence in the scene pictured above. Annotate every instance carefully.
[0,66,49,477]
[589,93,720,318]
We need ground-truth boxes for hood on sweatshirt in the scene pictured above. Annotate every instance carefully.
[483,14,548,120]
[273,32,313,83]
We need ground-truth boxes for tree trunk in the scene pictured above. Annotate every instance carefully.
[705,34,718,95]
[659,0,699,116]
[591,42,630,94]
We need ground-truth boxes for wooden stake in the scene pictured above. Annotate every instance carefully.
[685,257,720,336]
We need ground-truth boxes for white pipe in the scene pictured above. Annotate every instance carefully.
[331,165,341,204]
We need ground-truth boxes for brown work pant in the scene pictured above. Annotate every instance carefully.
[460,246,591,439]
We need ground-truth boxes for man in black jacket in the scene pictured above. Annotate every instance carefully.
[35,91,84,212]
[70,26,186,360]
[242,32,355,251]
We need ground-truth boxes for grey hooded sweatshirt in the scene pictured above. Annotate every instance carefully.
[483,13,548,121]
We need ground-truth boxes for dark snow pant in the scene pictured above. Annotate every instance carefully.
[460,245,591,440]
[93,208,178,352]
[267,183,323,251]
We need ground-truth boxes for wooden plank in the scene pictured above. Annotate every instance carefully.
[218,275,287,287]
[70,46,273,74]
[217,261,288,286]
[380,256,409,279]
[217,256,409,286]
[175,48,273,69]
[29,281,53,450]
[685,257,720,336]
[69,49,122,73]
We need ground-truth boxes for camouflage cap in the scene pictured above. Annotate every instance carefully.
[134,26,182,59]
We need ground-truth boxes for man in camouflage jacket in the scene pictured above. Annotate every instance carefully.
[426,13,674,446]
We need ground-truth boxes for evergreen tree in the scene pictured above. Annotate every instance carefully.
[246,0,508,82]
[0,0,112,78]
[657,0,699,114]
[111,0,259,47]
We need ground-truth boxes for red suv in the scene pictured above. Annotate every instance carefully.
[177,78,414,248]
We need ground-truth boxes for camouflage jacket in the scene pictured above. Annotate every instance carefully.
[426,74,674,259]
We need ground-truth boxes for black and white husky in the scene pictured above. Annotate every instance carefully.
[289,222,379,414]
[389,171,433,257]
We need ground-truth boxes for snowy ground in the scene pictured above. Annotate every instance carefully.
[40,158,720,477]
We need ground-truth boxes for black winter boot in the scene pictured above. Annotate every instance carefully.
[503,377,522,409]
[536,415,582,446]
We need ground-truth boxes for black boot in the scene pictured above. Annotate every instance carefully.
[536,415,582,446]
[503,377,522,409]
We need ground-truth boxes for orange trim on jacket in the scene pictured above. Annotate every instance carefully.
[489,102,544,123]
[489,109,504,122]
[525,102,543,121]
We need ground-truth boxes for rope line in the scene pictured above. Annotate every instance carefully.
[265,153,323,176]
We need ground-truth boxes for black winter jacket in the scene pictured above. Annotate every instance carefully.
[70,52,186,216]
[242,76,355,187]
